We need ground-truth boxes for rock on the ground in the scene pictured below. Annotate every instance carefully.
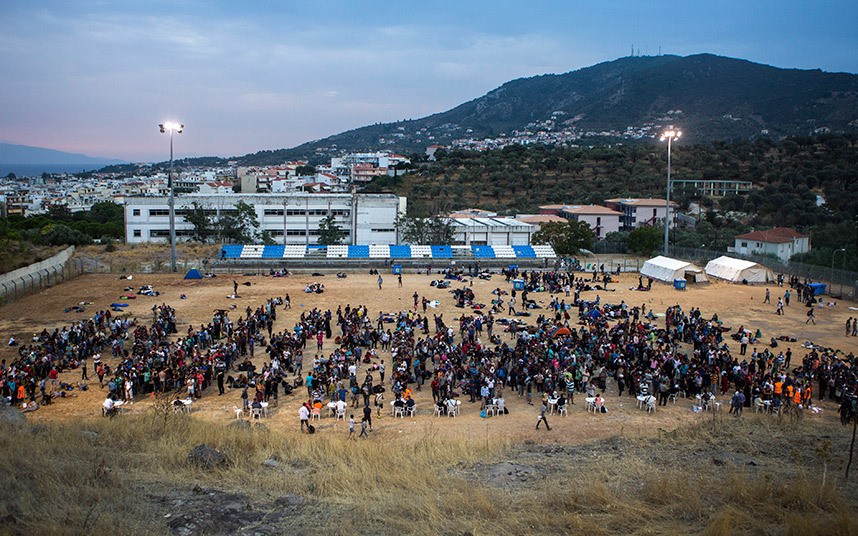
[227,420,250,430]
[187,445,228,469]
[0,402,26,426]
[161,487,309,536]
[261,459,279,468]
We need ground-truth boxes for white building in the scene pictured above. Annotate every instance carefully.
[538,204,622,238]
[124,193,405,245]
[728,227,810,262]
[604,198,678,231]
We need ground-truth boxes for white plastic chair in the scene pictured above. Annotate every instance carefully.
[667,393,678,404]
[336,408,346,421]
[393,406,405,419]
[646,397,656,413]
[496,399,505,416]
[250,407,262,420]
[311,406,322,421]
[233,406,243,420]
[754,398,766,413]
[557,404,567,416]
[433,405,443,417]
[406,405,416,418]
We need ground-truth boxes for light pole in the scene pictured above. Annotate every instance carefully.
[660,128,681,256]
[159,122,183,272]
[832,248,846,297]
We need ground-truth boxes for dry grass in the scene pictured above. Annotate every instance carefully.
[1,411,856,536]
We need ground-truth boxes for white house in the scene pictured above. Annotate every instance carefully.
[728,227,810,262]
[447,217,536,246]
[604,198,678,231]
[539,204,622,238]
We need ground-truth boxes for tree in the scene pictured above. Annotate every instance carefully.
[88,202,124,224]
[317,214,346,245]
[295,164,316,176]
[216,201,260,243]
[531,220,594,255]
[627,225,663,256]
[47,204,72,221]
[183,202,214,243]
[395,215,456,244]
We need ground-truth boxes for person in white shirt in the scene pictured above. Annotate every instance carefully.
[298,404,310,433]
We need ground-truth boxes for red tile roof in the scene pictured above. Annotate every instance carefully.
[734,227,808,243]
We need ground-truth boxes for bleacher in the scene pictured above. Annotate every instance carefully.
[389,245,411,258]
[347,245,370,258]
[471,245,495,258]
[218,243,556,261]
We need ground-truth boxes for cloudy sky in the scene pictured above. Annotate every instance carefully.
[1,1,856,162]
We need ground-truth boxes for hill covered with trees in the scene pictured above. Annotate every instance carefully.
[365,134,858,269]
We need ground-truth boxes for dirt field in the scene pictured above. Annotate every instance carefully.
[3,268,858,536]
[3,269,855,440]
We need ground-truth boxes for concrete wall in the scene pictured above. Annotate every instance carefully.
[0,246,83,306]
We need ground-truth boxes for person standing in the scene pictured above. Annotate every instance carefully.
[378,275,383,290]
[80,357,88,380]
[359,417,369,438]
[217,368,225,396]
[784,290,791,306]
[847,317,852,337]
[299,403,309,433]
[398,273,402,288]
[536,399,551,430]
[776,298,784,315]
[363,403,373,431]
[348,415,356,440]
[233,280,238,295]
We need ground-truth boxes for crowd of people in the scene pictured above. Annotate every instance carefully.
[4,267,856,434]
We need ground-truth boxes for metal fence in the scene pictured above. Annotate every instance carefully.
[0,257,85,306]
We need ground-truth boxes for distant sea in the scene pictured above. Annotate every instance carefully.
[0,163,103,177]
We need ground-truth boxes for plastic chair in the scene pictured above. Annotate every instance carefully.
[251,407,263,420]
[557,404,567,416]
[496,399,505,416]
[393,406,405,418]
[754,398,766,413]
[336,408,346,421]
[406,405,416,418]
[646,397,656,413]
[667,393,678,404]
[311,404,322,421]
[433,405,443,417]
[233,406,243,419]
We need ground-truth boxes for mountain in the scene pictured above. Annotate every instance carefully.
[237,54,858,165]
[0,143,126,177]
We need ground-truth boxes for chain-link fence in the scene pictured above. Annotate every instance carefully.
[0,257,85,306]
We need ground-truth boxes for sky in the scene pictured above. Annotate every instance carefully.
[1,1,857,162]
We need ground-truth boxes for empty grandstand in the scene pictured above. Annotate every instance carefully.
[216,244,556,270]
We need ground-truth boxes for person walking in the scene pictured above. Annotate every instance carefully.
[806,308,816,324]
[764,288,771,304]
[348,415,356,440]
[846,317,852,336]
[363,403,373,431]
[536,398,551,430]
[776,298,784,315]
[359,417,369,438]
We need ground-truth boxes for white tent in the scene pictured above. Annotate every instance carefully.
[640,256,709,283]
[704,255,774,284]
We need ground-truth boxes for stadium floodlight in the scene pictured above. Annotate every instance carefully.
[159,122,184,272]
[660,128,681,256]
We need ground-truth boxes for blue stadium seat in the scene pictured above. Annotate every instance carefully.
[512,245,536,258]
[431,245,452,258]
[262,245,285,258]
[221,245,243,258]
[348,245,370,258]
[389,245,411,258]
[471,245,496,258]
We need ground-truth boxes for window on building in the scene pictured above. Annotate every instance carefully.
[371,228,395,233]
[286,209,306,216]
[133,229,141,237]
[741,242,748,247]
[149,209,170,217]
[264,209,284,216]
[132,209,140,216]
[286,230,306,236]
